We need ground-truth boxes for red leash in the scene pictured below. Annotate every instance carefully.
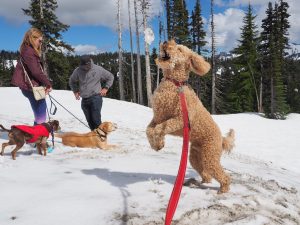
[165,85,190,225]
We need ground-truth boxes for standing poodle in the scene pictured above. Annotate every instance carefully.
[146,40,235,193]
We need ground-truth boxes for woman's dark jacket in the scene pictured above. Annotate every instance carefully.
[11,45,52,91]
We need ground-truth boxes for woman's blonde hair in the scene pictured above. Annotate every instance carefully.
[20,28,43,56]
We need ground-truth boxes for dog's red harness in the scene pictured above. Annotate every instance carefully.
[12,124,50,143]
[165,78,190,225]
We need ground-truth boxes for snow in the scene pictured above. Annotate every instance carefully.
[0,87,299,225]
[4,60,17,69]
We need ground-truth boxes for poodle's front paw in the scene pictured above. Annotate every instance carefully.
[152,135,165,151]
[148,134,165,151]
[146,125,165,151]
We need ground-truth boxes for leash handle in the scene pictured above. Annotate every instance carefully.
[165,90,190,225]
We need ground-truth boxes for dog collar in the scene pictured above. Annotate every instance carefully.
[94,128,107,141]
[165,77,188,87]
[165,77,188,93]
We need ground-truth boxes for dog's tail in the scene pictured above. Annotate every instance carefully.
[222,129,235,153]
[0,124,10,132]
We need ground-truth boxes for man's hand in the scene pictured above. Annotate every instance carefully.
[74,92,81,100]
[100,88,108,96]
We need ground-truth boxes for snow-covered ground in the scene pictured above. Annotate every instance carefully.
[0,87,299,225]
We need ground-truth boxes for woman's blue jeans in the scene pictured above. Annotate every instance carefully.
[21,89,47,125]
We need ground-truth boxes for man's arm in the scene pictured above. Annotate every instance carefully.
[69,68,80,100]
[100,68,114,96]
[101,68,114,89]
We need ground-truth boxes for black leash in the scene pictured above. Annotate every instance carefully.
[48,94,90,129]
[46,98,55,149]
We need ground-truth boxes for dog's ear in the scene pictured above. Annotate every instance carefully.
[190,52,211,76]
[99,122,108,131]
[52,120,60,131]
[177,45,210,76]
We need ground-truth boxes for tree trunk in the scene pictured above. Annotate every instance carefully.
[211,0,216,114]
[270,76,274,117]
[165,0,171,39]
[134,0,144,105]
[128,0,137,103]
[259,75,263,113]
[39,0,49,78]
[141,0,152,107]
[117,0,125,100]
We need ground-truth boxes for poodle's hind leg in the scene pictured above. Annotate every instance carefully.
[188,143,212,184]
[208,162,231,194]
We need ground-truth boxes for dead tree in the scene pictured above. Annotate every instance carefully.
[39,0,49,77]
[117,0,125,100]
[128,0,137,103]
[211,0,216,114]
[134,0,144,105]
[141,0,152,107]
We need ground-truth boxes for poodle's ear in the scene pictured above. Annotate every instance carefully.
[169,39,176,46]
[190,53,211,76]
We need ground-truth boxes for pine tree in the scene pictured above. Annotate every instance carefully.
[23,0,73,52]
[23,0,73,89]
[232,3,260,112]
[172,0,191,47]
[190,0,206,55]
[165,0,174,39]
[259,2,289,119]
[277,0,290,63]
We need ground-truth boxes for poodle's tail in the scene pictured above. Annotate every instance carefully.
[222,129,235,153]
[0,124,10,132]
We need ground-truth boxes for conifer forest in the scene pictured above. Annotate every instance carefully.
[0,0,299,119]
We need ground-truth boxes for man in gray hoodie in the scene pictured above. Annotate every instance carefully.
[69,55,114,130]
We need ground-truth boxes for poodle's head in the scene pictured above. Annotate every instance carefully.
[155,40,211,81]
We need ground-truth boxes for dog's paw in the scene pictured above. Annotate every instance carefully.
[146,126,165,151]
[149,134,165,151]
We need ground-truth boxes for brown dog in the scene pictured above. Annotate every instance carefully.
[146,40,235,193]
[0,120,60,160]
[55,122,117,150]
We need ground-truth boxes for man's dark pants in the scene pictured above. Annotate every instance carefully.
[81,95,102,130]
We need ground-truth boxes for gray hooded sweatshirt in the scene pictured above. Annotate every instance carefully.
[69,61,114,98]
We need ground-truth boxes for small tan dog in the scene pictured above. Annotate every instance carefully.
[146,40,235,193]
[55,122,117,150]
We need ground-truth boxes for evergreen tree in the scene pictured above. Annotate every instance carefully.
[165,0,175,39]
[286,58,300,113]
[190,0,206,54]
[232,3,260,112]
[172,0,191,47]
[23,0,73,88]
[277,0,290,62]
[23,0,73,52]
[259,2,289,119]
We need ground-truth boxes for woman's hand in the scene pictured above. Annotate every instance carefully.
[45,87,52,95]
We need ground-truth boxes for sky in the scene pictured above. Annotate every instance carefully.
[0,87,300,224]
[0,0,300,55]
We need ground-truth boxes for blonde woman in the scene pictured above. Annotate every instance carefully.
[11,28,52,125]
